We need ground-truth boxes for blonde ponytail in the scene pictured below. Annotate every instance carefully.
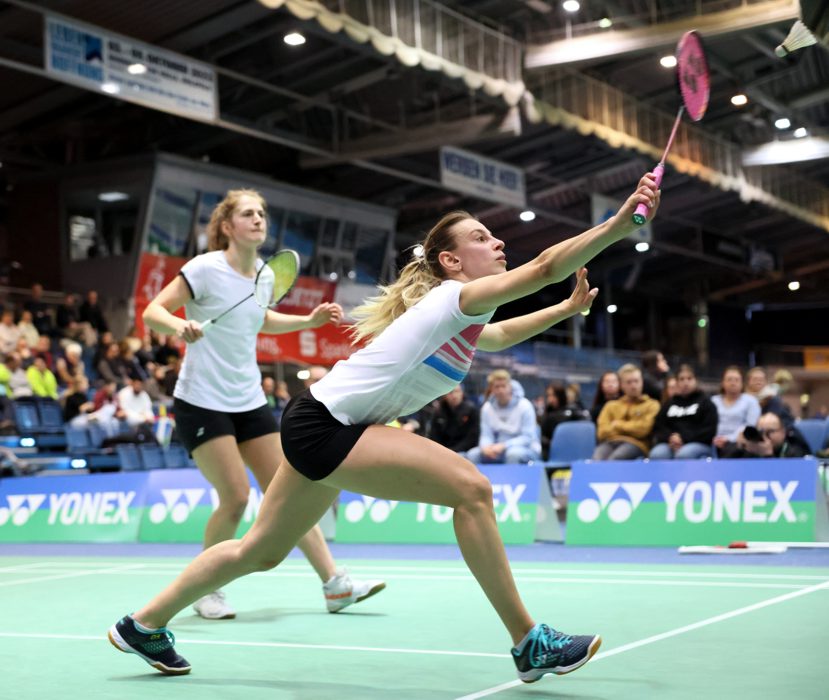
[350,210,473,344]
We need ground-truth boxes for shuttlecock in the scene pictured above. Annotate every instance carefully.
[775,20,817,57]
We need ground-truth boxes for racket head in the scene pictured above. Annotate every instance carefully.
[254,249,301,308]
[676,31,710,122]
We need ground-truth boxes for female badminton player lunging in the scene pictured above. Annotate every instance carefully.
[109,174,660,681]
[138,189,384,621]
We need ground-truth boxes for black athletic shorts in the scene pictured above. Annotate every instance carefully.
[279,389,370,481]
[173,397,278,453]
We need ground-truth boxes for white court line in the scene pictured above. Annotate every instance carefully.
[0,562,66,573]
[0,563,146,588]
[0,631,507,659]
[0,566,809,589]
[15,560,829,581]
[454,578,829,700]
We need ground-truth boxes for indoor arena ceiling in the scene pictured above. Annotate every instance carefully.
[0,0,828,310]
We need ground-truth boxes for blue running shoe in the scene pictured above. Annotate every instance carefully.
[511,623,601,683]
[108,615,191,675]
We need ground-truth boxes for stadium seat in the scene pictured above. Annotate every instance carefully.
[162,444,190,469]
[36,399,64,429]
[116,444,142,471]
[137,443,165,470]
[547,421,597,467]
[794,418,827,455]
[64,426,92,451]
[11,401,39,431]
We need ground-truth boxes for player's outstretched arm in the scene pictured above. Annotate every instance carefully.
[261,302,343,334]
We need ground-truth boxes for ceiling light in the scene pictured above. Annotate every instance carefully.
[284,32,306,46]
[635,241,650,253]
[697,316,708,328]
[562,1,580,12]
[606,304,618,314]
[660,55,677,68]
[328,272,339,281]
[98,192,129,202]
[297,369,310,380]
[127,63,147,75]
[788,280,800,291]
[730,94,748,106]
[100,82,120,94]
[598,17,613,29]
[793,127,808,138]
[519,210,536,222]
[774,117,791,129]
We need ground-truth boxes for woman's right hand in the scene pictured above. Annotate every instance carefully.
[176,319,204,344]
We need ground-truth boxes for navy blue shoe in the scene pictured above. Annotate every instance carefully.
[108,614,191,675]
[511,623,601,682]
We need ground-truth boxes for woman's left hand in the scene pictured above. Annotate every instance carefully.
[568,267,599,314]
[308,302,344,328]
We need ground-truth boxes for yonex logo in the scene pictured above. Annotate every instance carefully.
[0,494,47,526]
[576,482,651,523]
[149,489,206,523]
[344,497,399,523]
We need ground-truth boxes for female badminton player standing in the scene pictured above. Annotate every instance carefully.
[110,174,659,680]
[141,189,384,620]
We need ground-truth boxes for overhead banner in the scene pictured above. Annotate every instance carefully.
[45,14,218,122]
[566,458,828,546]
[440,146,526,208]
[335,464,561,544]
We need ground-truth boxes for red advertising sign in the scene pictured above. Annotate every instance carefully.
[133,253,188,336]
[256,323,359,365]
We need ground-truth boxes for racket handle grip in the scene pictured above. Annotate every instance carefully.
[632,163,664,226]
[199,319,213,333]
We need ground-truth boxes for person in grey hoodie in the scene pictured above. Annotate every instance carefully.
[467,369,541,464]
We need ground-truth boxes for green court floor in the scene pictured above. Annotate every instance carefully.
[1,556,827,699]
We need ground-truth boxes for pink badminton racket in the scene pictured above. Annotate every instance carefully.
[632,31,710,225]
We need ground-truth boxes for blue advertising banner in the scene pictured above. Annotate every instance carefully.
[566,458,828,546]
[335,464,560,544]
[0,472,148,542]
[440,146,526,208]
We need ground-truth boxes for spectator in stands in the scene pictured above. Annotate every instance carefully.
[467,369,541,464]
[120,340,148,381]
[154,335,181,367]
[662,374,678,403]
[97,342,124,385]
[428,384,480,455]
[55,293,83,343]
[0,309,20,356]
[745,366,794,427]
[262,376,279,412]
[539,383,590,459]
[15,336,33,368]
[55,342,85,387]
[590,370,620,421]
[92,330,114,370]
[75,380,122,435]
[63,374,95,423]
[275,380,291,409]
[25,355,58,399]
[16,309,39,348]
[711,366,761,457]
[0,355,13,428]
[32,335,54,371]
[650,364,718,459]
[23,283,53,336]
[79,289,108,335]
[93,380,120,412]
[117,374,155,427]
[160,357,180,397]
[565,382,587,411]
[593,364,660,460]
[721,411,811,459]
[3,352,32,398]
[641,349,670,403]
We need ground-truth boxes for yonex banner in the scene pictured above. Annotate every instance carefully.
[0,473,147,542]
[335,465,561,544]
[138,469,265,543]
[566,458,829,546]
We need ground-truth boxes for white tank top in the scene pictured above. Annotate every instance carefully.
[174,251,267,412]
[311,280,493,424]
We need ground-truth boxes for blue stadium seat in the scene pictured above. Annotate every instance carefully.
[794,419,827,455]
[547,421,597,467]
[162,444,190,469]
[65,426,92,451]
[138,443,165,470]
[36,399,64,429]
[88,423,108,447]
[116,444,142,471]
[11,401,39,431]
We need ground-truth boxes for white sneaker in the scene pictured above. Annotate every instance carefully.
[193,590,236,620]
[322,568,386,613]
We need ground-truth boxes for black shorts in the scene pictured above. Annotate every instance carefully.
[173,398,278,453]
[280,389,370,481]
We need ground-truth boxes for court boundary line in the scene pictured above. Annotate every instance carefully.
[453,578,829,699]
[0,563,146,588]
